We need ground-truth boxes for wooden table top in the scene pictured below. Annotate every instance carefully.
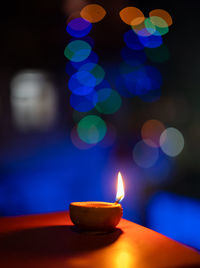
[0,212,200,268]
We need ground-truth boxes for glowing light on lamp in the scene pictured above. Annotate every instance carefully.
[116,172,125,203]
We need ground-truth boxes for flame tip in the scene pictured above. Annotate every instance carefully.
[116,171,125,203]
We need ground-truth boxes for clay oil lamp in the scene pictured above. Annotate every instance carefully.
[69,172,125,232]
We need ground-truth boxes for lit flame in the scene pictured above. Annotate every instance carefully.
[116,172,125,203]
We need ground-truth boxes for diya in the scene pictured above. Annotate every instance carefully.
[69,172,124,231]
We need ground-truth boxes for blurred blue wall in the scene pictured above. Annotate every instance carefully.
[147,192,200,250]
[0,133,110,216]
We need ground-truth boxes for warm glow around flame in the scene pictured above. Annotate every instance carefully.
[116,172,125,202]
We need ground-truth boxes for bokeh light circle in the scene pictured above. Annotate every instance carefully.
[71,125,95,150]
[95,89,122,114]
[122,69,152,96]
[160,127,184,157]
[123,30,144,50]
[133,140,159,168]
[115,75,135,98]
[76,70,96,87]
[121,65,162,96]
[141,120,165,147]
[144,18,157,35]
[68,71,95,96]
[131,22,152,37]
[77,115,107,144]
[119,7,145,26]
[138,32,163,48]
[66,18,92,38]
[70,91,97,112]
[149,16,169,36]
[70,51,99,70]
[95,79,111,92]
[79,63,105,86]
[149,9,173,27]
[64,40,92,62]
[150,16,169,28]
[80,4,106,23]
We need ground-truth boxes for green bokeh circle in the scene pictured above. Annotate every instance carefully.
[77,115,107,144]
[64,40,92,62]
[95,89,122,114]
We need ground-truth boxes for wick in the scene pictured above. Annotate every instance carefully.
[115,198,120,204]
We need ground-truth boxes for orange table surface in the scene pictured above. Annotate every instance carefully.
[0,212,200,268]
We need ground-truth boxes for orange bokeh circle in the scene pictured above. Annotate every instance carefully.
[119,7,145,26]
[141,120,165,148]
[149,9,173,27]
[80,4,106,23]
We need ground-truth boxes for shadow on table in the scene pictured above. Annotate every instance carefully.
[172,265,200,268]
[0,225,122,257]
